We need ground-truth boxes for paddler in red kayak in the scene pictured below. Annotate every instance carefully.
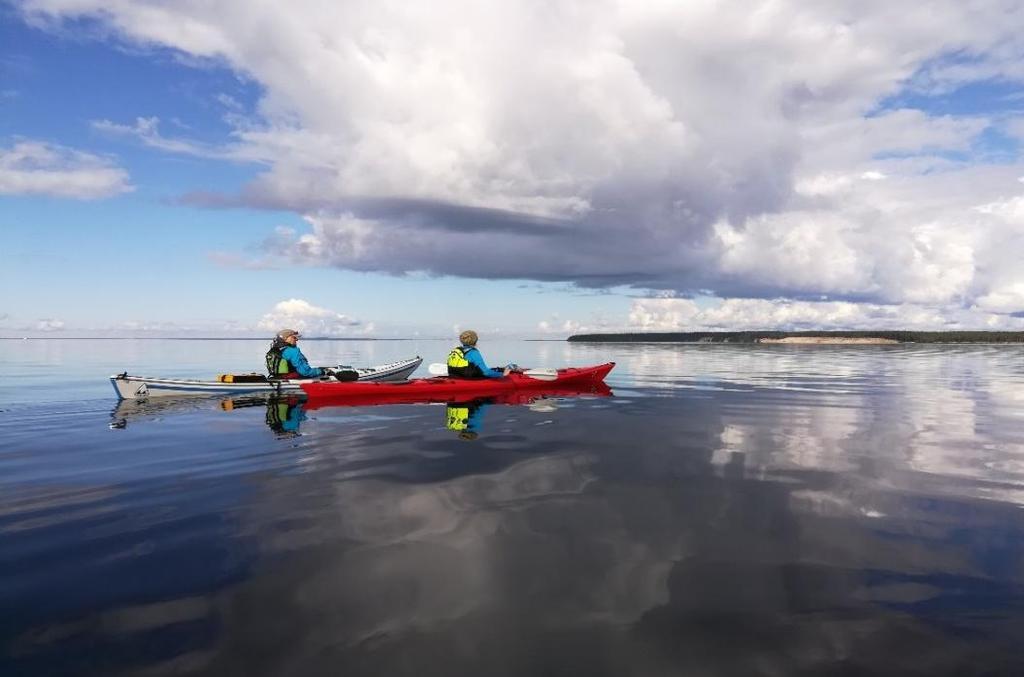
[447,330,515,378]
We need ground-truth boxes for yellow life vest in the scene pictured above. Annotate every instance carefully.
[447,345,482,378]
[446,405,470,431]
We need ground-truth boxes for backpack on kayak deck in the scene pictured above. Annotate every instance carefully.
[217,373,268,383]
[266,339,295,376]
[332,369,359,382]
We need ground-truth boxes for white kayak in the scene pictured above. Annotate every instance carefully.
[110,356,422,400]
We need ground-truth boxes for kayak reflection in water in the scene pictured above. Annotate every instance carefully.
[109,380,612,436]
[263,395,306,435]
[446,330,516,378]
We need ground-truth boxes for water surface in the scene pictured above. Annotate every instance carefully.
[3,339,1024,675]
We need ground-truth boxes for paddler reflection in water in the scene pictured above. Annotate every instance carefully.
[445,396,558,440]
[260,395,488,439]
[262,395,307,435]
[446,399,489,441]
[447,330,517,379]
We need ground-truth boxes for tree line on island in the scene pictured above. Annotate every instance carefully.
[567,331,1024,343]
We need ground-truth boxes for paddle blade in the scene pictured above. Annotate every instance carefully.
[520,369,558,381]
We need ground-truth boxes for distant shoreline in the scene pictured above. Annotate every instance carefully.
[568,331,1024,344]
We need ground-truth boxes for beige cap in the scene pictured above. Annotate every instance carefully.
[276,328,301,340]
[459,330,478,345]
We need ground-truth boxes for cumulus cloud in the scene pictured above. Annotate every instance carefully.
[257,298,367,336]
[974,283,1024,315]
[0,140,132,199]
[19,1,1024,317]
[626,297,1024,332]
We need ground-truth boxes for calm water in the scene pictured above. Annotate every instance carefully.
[3,339,1024,676]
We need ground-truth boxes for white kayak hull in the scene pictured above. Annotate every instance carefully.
[110,356,422,400]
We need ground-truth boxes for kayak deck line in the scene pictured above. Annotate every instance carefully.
[110,356,422,401]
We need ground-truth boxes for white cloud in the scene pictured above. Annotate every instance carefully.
[0,140,131,199]
[1006,119,1024,142]
[537,315,582,335]
[93,116,207,156]
[215,93,243,111]
[537,311,622,337]
[626,298,1024,332]
[205,251,280,270]
[712,165,1024,308]
[974,283,1024,315]
[92,116,267,163]
[257,298,366,336]
[35,318,65,332]
[18,1,1024,319]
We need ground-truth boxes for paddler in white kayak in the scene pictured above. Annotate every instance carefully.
[446,330,517,378]
[266,329,355,381]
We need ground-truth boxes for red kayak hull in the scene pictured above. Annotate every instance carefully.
[303,381,612,410]
[300,362,615,405]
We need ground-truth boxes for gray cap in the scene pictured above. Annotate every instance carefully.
[276,328,300,340]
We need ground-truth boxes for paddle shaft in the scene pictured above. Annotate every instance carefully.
[427,363,558,381]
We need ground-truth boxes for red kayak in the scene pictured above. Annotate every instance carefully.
[303,380,613,409]
[300,362,615,404]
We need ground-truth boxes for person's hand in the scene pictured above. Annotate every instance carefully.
[321,367,335,378]
[502,366,511,376]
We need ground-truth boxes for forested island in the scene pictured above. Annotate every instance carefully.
[568,331,1024,344]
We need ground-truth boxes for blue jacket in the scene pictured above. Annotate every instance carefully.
[465,402,488,430]
[463,345,504,379]
[281,403,306,432]
[281,345,323,377]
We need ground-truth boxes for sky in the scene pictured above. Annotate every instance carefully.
[2,0,1024,338]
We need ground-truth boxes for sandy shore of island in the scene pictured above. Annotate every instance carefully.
[757,337,899,344]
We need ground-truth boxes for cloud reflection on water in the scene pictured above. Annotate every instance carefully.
[4,344,1024,675]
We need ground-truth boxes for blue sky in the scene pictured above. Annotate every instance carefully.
[3,2,1024,337]
[0,8,625,336]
